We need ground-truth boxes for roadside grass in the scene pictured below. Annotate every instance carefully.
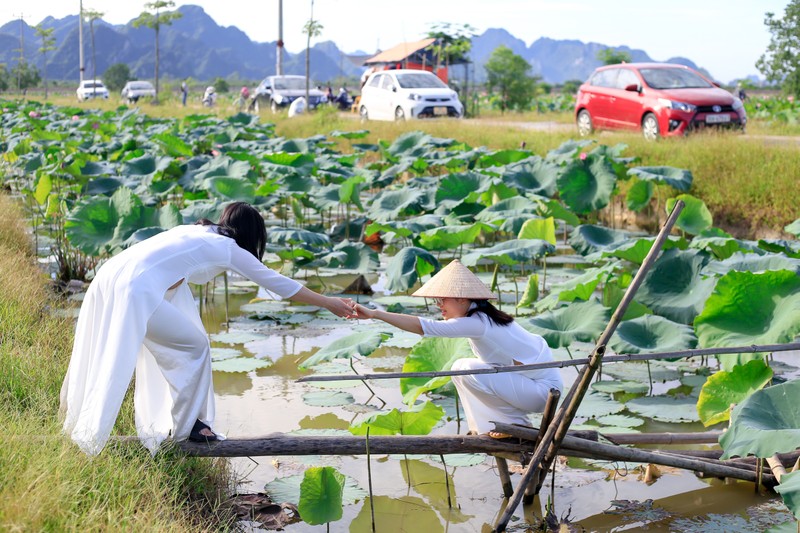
[0,195,232,531]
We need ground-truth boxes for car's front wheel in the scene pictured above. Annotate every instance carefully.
[642,113,660,141]
[359,105,369,122]
[394,106,406,121]
[270,100,279,114]
[577,110,593,136]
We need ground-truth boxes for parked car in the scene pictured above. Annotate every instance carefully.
[76,79,109,102]
[120,80,156,103]
[359,69,463,121]
[575,63,746,140]
[251,75,326,113]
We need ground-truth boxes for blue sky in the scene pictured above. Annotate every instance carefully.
[1,0,791,82]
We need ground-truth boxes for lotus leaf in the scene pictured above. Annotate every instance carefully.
[322,241,379,271]
[602,362,681,382]
[720,378,800,459]
[556,154,618,214]
[501,155,559,197]
[596,414,644,428]
[301,331,391,368]
[524,299,609,348]
[625,395,700,423]
[602,236,686,265]
[152,132,193,157]
[537,264,616,310]
[265,473,367,506]
[474,196,541,224]
[518,217,556,245]
[610,315,697,354]
[539,199,581,227]
[367,188,425,222]
[569,225,632,256]
[400,337,472,403]
[690,236,765,260]
[635,248,715,324]
[211,357,272,372]
[349,401,444,436]
[517,273,540,309]
[786,218,800,238]
[775,471,800,519]
[416,222,492,251]
[461,239,555,267]
[697,360,773,427]
[202,176,256,202]
[546,139,594,165]
[591,380,649,394]
[626,166,693,191]
[703,252,800,277]
[435,171,490,208]
[302,390,356,407]
[297,466,345,525]
[576,391,626,419]
[666,194,713,235]
[267,227,331,247]
[759,239,800,259]
[626,179,654,212]
[694,270,800,371]
[384,247,440,292]
[211,330,268,344]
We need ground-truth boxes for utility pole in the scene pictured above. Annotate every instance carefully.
[78,0,85,81]
[276,0,283,75]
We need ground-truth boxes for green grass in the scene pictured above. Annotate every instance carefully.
[0,195,232,531]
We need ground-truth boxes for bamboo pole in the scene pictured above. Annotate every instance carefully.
[297,342,800,383]
[525,388,560,503]
[495,200,685,531]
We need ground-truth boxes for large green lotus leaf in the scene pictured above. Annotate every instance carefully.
[602,362,681,382]
[625,179,653,212]
[461,239,555,267]
[416,222,492,252]
[501,155,559,197]
[556,154,617,214]
[385,246,440,292]
[366,215,444,240]
[703,252,800,277]
[211,357,273,373]
[400,337,472,403]
[602,236,686,265]
[310,183,342,211]
[545,139,594,165]
[610,315,697,354]
[635,248,715,324]
[627,166,693,191]
[569,225,631,256]
[689,236,764,260]
[625,395,700,423]
[697,360,773,427]
[720,378,800,459]
[518,217,556,245]
[477,148,531,167]
[265,473,366,506]
[596,414,644,428]
[323,241,379,271]
[543,263,617,309]
[694,270,800,371]
[384,131,450,159]
[786,218,800,237]
[85,177,123,196]
[367,188,425,222]
[211,330,268,344]
[435,171,490,207]
[591,380,650,394]
[523,299,609,348]
[666,194,713,235]
[202,176,256,202]
[267,227,331,247]
[64,186,141,256]
[349,401,444,436]
[517,273,540,309]
[474,196,540,224]
[302,391,355,407]
[152,132,193,157]
[775,471,800,519]
[262,152,315,168]
[759,239,800,259]
[301,331,391,368]
[576,391,625,419]
[338,175,366,210]
[298,467,345,526]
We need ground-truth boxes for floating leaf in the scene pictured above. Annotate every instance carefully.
[302,391,355,407]
[211,357,272,373]
[697,360,773,427]
[610,315,697,354]
[349,401,444,436]
[576,391,625,419]
[301,331,391,368]
[602,362,680,382]
[591,380,649,395]
[625,395,700,423]
[524,299,609,348]
[210,330,267,344]
[265,473,366,506]
[298,467,345,526]
[596,414,644,428]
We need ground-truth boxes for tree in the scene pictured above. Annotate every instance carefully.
[133,1,182,103]
[597,48,632,65]
[11,61,41,96]
[427,23,475,71]
[302,0,323,108]
[82,8,104,99]
[484,45,538,113]
[104,63,131,92]
[757,1,800,98]
[0,65,9,92]
[34,25,56,99]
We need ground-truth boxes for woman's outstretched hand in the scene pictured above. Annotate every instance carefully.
[326,297,357,318]
[353,303,377,319]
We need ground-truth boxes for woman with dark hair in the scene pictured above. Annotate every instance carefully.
[61,202,355,455]
[353,260,562,438]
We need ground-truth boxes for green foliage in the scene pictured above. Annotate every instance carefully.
[597,48,633,65]
[10,60,41,94]
[400,336,472,403]
[385,247,440,292]
[484,45,539,112]
[757,1,800,97]
[349,401,444,436]
[524,299,609,348]
[298,467,345,526]
[103,63,132,93]
[301,330,391,368]
[697,360,773,426]
[610,314,697,354]
[667,194,713,235]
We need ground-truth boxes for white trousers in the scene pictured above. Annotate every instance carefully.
[135,288,212,446]
[451,358,553,434]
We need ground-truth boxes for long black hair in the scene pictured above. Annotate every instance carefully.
[466,299,514,326]
[196,202,267,259]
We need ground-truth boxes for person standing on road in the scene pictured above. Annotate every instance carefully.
[61,202,357,456]
[352,260,562,438]
[180,79,188,106]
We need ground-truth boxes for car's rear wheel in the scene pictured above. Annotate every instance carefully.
[394,106,406,121]
[359,105,369,122]
[642,113,660,140]
[577,110,593,136]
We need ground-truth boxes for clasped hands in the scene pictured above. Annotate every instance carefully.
[328,298,376,320]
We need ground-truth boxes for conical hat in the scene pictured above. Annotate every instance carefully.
[412,259,496,299]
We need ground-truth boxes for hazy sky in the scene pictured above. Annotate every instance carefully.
[0,0,791,81]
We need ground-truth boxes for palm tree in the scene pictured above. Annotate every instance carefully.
[34,25,56,99]
[302,0,323,108]
[132,1,182,103]
[82,8,103,98]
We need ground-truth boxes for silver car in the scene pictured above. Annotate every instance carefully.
[121,81,156,104]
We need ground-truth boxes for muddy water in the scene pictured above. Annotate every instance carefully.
[200,280,794,532]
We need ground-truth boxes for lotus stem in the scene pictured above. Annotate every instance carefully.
[223,272,230,329]
[366,428,376,533]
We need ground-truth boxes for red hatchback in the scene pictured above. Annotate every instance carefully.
[575,63,746,140]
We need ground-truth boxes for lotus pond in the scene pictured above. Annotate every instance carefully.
[2,100,799,531]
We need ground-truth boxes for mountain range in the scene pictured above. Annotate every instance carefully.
[0,4,712,87]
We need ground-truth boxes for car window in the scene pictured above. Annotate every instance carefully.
[589,69,618,88]
[368,74,382,88]
[272,78,306,90]
[615,69,640,90]
[639,68,712,89]
[395,73,446,89]
[380,76,395,91]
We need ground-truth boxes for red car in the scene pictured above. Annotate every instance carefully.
[575,63,746,140]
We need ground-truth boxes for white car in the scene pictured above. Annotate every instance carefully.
[76,79,110,101]
[120,80,156,103]
[359,69,463,121]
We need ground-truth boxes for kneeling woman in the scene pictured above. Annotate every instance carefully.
[354,260,562,437]
[61,202,355,455]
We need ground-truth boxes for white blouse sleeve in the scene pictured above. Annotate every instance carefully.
[419,315,487,339]
[228,244,302,299]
